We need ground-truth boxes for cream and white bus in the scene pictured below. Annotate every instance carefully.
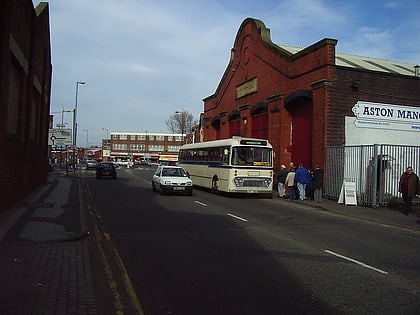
[178,137,273,196]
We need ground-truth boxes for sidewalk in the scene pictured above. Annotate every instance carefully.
[272,193,420,234]
[0,171,419,314]
[0,168,98,314]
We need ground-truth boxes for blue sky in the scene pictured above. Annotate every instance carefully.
[33,0,420,146]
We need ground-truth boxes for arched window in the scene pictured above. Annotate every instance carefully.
[228,110,241,137]
[250,102,268,139]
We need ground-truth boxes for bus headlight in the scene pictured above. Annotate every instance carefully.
[234,177,244,187]
[263,178,272,188]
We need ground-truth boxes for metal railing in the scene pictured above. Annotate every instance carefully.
[325,144,420,207]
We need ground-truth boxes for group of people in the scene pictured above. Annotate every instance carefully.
[277,163,419,213]
[277,162,324,202]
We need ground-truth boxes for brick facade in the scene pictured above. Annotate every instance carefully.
[203,18,420,172]
[109,132,184,162]
[0,1,52,211]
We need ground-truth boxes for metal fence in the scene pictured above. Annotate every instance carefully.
[325,144,420,207]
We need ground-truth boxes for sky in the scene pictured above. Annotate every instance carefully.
[33,0,420,147]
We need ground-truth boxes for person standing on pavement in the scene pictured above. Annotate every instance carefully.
[312,165,324,203]
[398,166,419,215]
[295,163,310,200]
[277,164,288,198]
[285,167,296,201]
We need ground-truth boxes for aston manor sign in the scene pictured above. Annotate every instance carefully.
[352,101,420,132]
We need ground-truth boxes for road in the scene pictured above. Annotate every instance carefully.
[82,166,420,315]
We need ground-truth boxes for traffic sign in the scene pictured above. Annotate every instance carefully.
[48,128,72,145]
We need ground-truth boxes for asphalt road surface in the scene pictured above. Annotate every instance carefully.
[82,166,420,315]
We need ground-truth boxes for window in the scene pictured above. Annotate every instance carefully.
[112,143,127,150]
[130,135,136,140]
[120,134,127,140]
[130,144,145,151]
[149,145,164,151]
[138,135,146,140]
[148,135,155,141]
[167,145,180,152]
[251,113,268,139]
[7,59,22,135]
[156,135,164,141]
[168,136,173,141]
[229,120,241,137]
[111,134,119,140]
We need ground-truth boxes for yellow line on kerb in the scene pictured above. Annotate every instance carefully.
[83,178,144,314]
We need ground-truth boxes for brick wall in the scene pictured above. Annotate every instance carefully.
[0,1,52,212]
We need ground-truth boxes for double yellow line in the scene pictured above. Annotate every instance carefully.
[82,178,144,315]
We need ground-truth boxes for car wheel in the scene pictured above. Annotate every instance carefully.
[159,184,166,195]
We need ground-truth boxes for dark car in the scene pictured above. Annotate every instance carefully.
[96,162,117,179]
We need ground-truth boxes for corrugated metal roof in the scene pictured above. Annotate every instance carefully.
[277,44,417,76]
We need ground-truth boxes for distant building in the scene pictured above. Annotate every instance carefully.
[0,1,52,211]
[109,132,185,162]
[203,18,420,170]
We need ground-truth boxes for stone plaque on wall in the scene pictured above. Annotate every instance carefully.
[236,77,257,99]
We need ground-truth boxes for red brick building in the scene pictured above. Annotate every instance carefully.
[203,18,420,171]
[0,1,52,211]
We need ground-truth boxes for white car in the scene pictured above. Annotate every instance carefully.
[152,166,193,195]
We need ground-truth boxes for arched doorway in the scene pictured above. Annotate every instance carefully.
[285,91,313,168]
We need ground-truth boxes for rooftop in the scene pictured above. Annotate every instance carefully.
[277,44,418,76]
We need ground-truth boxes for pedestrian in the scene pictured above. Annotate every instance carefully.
[277,164,288,198]
[285,167,296,201]
[289,162,294,171]
[312,165,324,203]
[398,166,419,215]
[295,163,310,201]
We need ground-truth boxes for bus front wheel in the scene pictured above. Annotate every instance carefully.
[211,177,219,193]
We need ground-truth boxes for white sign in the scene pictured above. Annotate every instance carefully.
[338,181,357,206]
[48,128,72,145]
[352,101,420,132]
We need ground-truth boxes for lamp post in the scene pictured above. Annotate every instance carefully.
[102,127,109,139]
[101,128,110,161]
[61,107,72,128]
[175,110,185,144]
[82,129,89,148]
[72,81,85,170]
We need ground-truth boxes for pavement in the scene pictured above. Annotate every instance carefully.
[0,167,419,314]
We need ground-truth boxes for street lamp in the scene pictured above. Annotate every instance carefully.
[102,127,109,139]
[72,80,85,169]
[82,129,89,148]
[175,110,185,144]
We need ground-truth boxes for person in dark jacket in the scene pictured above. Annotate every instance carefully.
[312,165,324,203]
[295,163,310,200]
[399,166,419,215]
[277,164,288,198]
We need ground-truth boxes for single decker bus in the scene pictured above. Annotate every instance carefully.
[178,137,273,196]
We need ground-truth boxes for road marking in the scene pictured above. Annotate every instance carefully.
[227,213,248,222]
[194,201,208,207]
[324,249,388,274]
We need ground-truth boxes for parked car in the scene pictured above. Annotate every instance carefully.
[152,166,193,195]
[96,162,117,179]
[86,159,98,169]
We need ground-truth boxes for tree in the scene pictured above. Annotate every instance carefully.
[165,110,196,137]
